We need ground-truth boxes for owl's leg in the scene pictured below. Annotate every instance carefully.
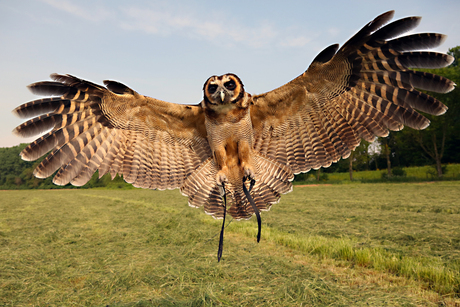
[238,141,256,182]
[214,147,229,187]
[217,182,227,262]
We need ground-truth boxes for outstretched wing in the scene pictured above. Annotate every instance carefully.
[13,74,211,190]
[250,11,455,174]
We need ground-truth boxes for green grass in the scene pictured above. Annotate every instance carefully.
[1,183,459,306]
[320,164,460,182]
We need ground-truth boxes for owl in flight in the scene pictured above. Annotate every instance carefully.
[13,11,454,260]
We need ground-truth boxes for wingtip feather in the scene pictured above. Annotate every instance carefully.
[445,54,455,66]
[437,105,448,116]
[11,107,23,118]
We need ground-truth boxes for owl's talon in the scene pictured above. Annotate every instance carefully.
[249,178,255,192]
[243,166,255,182]
[216,171,228,187]
[243,174,256,192]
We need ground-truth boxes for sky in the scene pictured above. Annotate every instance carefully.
[1,0,459,148]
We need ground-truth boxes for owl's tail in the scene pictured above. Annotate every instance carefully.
[181,153,293,261]
[180,153,294,220]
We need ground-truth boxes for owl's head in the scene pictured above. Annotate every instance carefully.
[202,74,250,110]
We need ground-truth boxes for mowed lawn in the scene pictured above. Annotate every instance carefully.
[1,182,459,306]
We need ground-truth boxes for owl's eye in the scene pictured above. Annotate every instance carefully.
[208,84,218,94]
[224,80,236,90]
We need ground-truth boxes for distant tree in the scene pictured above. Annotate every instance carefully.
[346,141,371,179]
[354,141,371,171]
[0,144,34,187]
[382,137,392,177]
[368,141,381,170]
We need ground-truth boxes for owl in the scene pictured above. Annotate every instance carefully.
[13,11,455,260]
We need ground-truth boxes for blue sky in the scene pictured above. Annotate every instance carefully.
[1,0,459,147]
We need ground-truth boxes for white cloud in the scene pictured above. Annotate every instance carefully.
[327,27,341,37]
[40,0,312,49]
[40,0,113,22]
[280,36,312,47]
[118,6,280,48]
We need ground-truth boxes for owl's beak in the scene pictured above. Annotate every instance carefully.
[220,91,225,103]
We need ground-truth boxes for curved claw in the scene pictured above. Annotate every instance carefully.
[243,175,256,192]
[243,165,255,182]
[216,171,228,187]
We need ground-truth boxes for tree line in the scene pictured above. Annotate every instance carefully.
[1,47,459,189]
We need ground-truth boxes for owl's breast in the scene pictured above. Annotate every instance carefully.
[204,107,253,150]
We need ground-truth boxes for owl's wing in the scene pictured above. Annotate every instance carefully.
[13,74,211,189]
[250,11,455,174]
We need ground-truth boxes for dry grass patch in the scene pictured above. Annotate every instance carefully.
[1,183,459,306]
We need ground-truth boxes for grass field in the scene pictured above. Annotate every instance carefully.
[1,182,459,306]
[318,164,460,183]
